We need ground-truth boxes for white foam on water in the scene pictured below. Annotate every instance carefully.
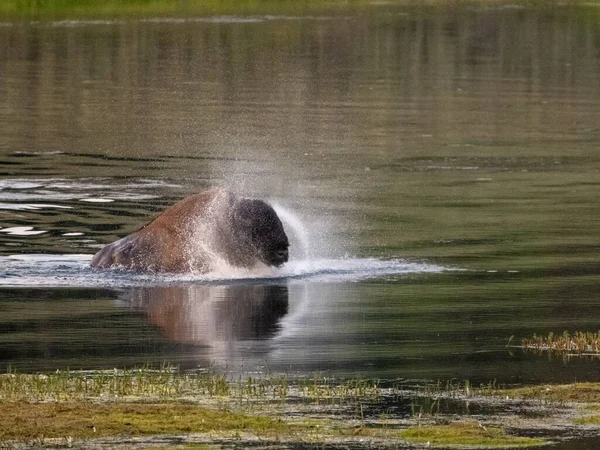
[279,258,444,281]
[272,204,311,259]
[0,197,446,286]
[0,254,445,288]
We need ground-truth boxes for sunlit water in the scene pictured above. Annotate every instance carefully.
[1,4,600,389]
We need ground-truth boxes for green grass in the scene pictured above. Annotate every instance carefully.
[0,366,381,405]
[501,382,600,404]
[3,0,600,20]
[0,0,363,19]
[0,367,378,445]
[0,400,547,448]
[574,413,600,426]
[0,401,292,440]
[0,366,232,401]
[400,423,545,448]
[13,367,600,448]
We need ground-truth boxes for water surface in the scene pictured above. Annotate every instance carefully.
[1,4,600,386]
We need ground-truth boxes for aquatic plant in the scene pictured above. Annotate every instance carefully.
[0,365,384,407]
[521,331,600,355]
[0,365,231,402]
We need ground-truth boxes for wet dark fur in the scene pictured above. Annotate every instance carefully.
[91,189,289,273]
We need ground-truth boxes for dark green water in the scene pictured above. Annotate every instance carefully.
[1,4,600,387]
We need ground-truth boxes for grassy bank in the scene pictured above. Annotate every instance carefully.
[5,335,600,447]
[7,366,600,447]
[1,0,360,20]
[0,367,549,449]
[0,402,289,440]
[2,0,599,20]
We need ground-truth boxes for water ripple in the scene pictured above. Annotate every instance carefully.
[0,227,48,236]
[0,178,180,203]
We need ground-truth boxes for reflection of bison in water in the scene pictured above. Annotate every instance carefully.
[128,284,289,343]
[91,189,289,273]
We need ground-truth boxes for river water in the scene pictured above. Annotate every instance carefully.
[1,4,599,386]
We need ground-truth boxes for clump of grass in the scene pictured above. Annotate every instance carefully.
[522,331,600,355]
[501,383,600,404]
[574,413,600,426]
[423,379,478,398]
[0,365,230,402]
[0,365,382,407]
[226,372,381,407]
[416,378,506,402]
[295,374,380,404]
[400,422,545,448]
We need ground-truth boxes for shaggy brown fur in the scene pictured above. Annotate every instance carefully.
[91,189,289,273]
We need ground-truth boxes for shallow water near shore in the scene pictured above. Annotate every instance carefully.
[1,1,600,399]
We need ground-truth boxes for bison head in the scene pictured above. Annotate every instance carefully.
[232,198,289,268]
